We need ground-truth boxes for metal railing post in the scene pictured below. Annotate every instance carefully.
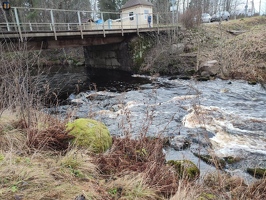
[50,10,57,40]
[121,13,124,36]
[157,13,159,34]
[29,23,32,31]
[14,7,23,41]
[101,12,105,37]
[136,14,139,35]
[77,11,83,39]
[1,7,11,31]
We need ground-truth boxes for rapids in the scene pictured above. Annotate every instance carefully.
[49,72,266,182]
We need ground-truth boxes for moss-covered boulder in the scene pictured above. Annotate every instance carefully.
[247,168,266,179]
[66,118,112,153]
[167,160,200,180]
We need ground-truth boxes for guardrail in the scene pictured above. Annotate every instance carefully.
[0,7,176,41]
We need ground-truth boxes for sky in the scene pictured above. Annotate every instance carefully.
[232,0,265,15]
[245,0,266,14]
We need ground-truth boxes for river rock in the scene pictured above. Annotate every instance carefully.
[170,43,185,54]
[169,135,190,151]
[193,153,226,169]
[198,60,220,76]
[167,159,200,180]
[247,168,266,179]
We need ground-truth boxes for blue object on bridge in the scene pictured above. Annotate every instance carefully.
[108,19,112,29]
[95,19,103,24]
[2,2,10,10]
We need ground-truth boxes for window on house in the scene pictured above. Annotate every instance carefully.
[129,12,134,20]
[144,10,149,19]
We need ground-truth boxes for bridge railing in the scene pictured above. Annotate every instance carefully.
[0,7,177,40]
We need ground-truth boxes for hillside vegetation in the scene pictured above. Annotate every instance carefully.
[197,16,266,83]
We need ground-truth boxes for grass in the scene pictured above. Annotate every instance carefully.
[0,111,265,200]
[196,16,266,83]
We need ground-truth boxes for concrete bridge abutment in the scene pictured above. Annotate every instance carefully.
[83,33,156,73]
[83,35,135,72]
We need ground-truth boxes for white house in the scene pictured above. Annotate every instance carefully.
[82,0,153,30]
[120,0,153,28]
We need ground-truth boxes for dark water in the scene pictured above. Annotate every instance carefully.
[40,66,151,104]
[87,68,152,92]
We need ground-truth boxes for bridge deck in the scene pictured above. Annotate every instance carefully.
[0,26,175,40]
[0,7,178,41]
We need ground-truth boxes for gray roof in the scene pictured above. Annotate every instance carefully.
[121,0,153,9]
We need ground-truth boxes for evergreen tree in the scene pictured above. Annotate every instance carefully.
[98,0,127,20]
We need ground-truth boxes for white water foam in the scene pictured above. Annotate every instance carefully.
[182,105,266,156]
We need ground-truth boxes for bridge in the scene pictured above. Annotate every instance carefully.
[0,7,177,50]
[0,7,180,72]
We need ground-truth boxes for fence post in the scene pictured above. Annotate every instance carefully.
[14,7,23,41]
[50,10,57,40]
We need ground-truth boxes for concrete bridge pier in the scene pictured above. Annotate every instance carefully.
[83,36,134,72]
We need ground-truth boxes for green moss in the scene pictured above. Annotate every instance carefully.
[247,168,266,179]
[0,154,4,162]
[129,34,155,72]
[66,118,112,153]
[167,160,200,180]
[198,193,216,200]
[193,153,226,169]
[248,80,257,85]
[223,156,241,164]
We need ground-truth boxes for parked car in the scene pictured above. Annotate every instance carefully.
[201,13,211,23]
[211,11,230,22]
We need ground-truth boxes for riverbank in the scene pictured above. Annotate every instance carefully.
[0,110,265,200]
[1,75,266,199]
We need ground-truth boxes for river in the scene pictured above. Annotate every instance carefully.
[46,67,266,183]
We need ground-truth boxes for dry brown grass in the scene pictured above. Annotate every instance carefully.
[96,136,179,197]
[0,149,110,200]
[1,114,266,200]
[198,16,266,83]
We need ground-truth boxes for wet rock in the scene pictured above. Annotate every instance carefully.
[71,98,85,105]
[75,194,86,200]
[179,76,191,80]
[167,159,200,180]
[194,76,210,81]
[185,128,214,148]
[223,156,242,164]
[247,168,266,178]
[169,135,191,151]
[248,80,257,85]
[198,60,220,77]
[193,153,226,169]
